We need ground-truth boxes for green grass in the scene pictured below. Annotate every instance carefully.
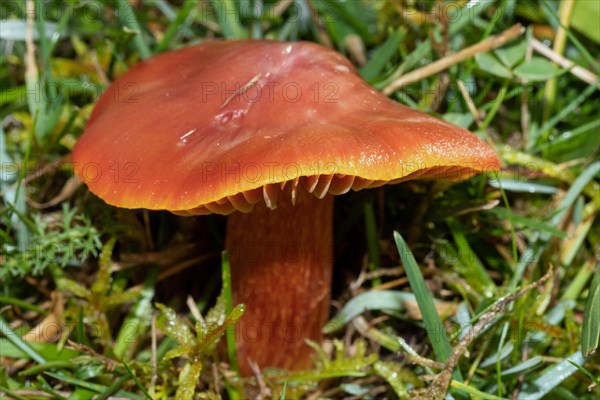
[1,1,599,399]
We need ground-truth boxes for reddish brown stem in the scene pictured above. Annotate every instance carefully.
[226,189,333,375]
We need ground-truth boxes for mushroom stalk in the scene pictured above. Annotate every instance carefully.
[226,189,333,375]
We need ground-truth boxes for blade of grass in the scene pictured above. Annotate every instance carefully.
[316,0,374,43]
[0,340,79,361]
[280,380,287,400]
[480,342,514,368]
[0,125,31,249]
[518,351,585,399]
[0,316,46,364]
[541,0,599,72]
[486,208,567,238]
[147,0,175,19]
[123,359,153,400]
[19,361,76,376]
[44,372,144,399]
[93,375,129,400]
[324,290,415,333]
[446,217,496,296]
[488,179,558,195]
[499,356,544,376]
[393,231,451,362]
[0,85,25,106]
[560,204,597,266]
[538,83,597,144]
[113,266,158,359]
[285,370,367,382]
[561,260,597,301]
[116,0,152,59]
[480,82,508,130]
[581,264,600,357]
[542,0,575,117]
[221,251,238,373]
[156,0,199,52]
[0,296,45,314]
[360,29,403,82]
[567,360,600,386]
[24,0,45,142]
[450,381,509,400]
[351,316,404,353]
[210,0,246,39]
[0,386,27,400]
[75,307,89,345]
[364,202,381,287]
[250,0,263,39]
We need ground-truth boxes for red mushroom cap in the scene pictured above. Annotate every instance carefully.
[72,40,499,214]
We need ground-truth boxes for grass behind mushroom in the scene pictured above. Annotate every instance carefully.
[1,1,599,400]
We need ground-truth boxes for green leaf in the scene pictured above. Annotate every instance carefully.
[475,52,512,78]
[513,57,561,81]
[582,264,600,357]
[494,41,527,68]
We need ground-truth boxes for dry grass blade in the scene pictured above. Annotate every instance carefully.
[24,0,37,82]
[247,359,272,399]
[23,292,64,343]
[530,38,600,89]
[457,80,483,128]
[383,24,525,95]
[29,176,83,209]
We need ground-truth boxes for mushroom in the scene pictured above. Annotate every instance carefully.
[72,40,499,375]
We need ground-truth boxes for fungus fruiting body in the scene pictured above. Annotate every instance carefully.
[72,40,499,374]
